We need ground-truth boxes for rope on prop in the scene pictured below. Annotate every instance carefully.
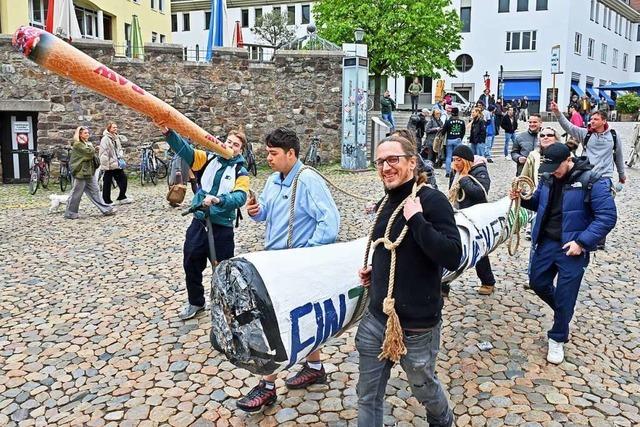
[506,176,535,256]
[362,182,426,363]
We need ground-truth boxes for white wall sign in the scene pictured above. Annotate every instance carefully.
[13,121,30,133]
[550,45,561,74]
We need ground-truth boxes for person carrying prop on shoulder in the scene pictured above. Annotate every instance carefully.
[357,134,462,427]
[509,143,617,364]
[156,122,250,321]
[447,145,494,296]
[238,127,340,412]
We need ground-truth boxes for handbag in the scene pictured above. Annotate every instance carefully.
[92,155,100,169]
[433,132,445,154]
[118,158,127,169]
[166,184,187,206]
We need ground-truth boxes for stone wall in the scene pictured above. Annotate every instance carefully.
[0,35,344,171]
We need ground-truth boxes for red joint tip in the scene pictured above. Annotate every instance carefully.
[12,26,43,57]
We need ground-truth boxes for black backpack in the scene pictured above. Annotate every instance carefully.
[583,129,617,159]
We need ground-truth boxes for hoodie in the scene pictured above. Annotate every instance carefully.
[556,112,625,181]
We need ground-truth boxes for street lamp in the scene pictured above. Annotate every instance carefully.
[483,70,490,92]
[354,28,364,43]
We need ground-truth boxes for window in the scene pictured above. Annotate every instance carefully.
[574,32,582,55]
[536,0,547,10]
[607,9,612,29]
[241,9,249,27]
[460,7,471,32]
[255,8,262,26]
[637,24,640,41]
[590,0,595,20]
[28,0,47,28]
[171,14,177,32]
[613,48,618,67]
[588,38,595,59]
[635,56,640,72]
[623,53,628,71]
[152,32,157,43]
[517,0,528,12]
[160,34,166,43]
[301,5,310,24]
[287,6,295,25]
[183,13,190,31]
[602,6,607,27]
[158,0,164,12]
[205,11,211,30]
[75,6,99,38]
[595,2,600,23]
[151,0,155,9]
[614,13,618,34]
[455,54,473,72]
[498,0,510,13]
[506,30,536,51]
[124,23,131,57]
[601,43,607,63]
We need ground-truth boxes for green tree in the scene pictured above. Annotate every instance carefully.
[252,11,296,56]
[313,0,461,109]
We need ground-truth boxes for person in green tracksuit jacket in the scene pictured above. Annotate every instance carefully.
[380,90,397,131]
[408,77,423,114]
[158,125,250,320]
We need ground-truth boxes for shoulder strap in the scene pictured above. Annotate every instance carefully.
[610,129,617,154]
[583,132,592,148]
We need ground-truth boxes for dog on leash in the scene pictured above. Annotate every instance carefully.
[49,194,70,213]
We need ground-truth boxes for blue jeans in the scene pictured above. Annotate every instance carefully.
[470,142,485,157]
[484,136,495,158]
[381,112,396,131]
[504,133,515,157]
[356,311,453,427]
[445,138,461,174]
[528,239,590,343]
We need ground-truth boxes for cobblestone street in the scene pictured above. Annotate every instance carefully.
[0,152,639,427]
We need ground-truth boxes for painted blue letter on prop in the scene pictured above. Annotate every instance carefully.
[289,303,314,366]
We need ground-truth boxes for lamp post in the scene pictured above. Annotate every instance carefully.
[341,28,369,170]
[483,70,490,92]
[498,65,504,101]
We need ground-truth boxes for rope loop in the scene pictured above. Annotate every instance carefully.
[506,176,535,256]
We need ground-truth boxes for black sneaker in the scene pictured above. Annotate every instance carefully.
[487,158,494,163]
[441,283,451,298]
[285,363,327,389]
[236,381,277,412]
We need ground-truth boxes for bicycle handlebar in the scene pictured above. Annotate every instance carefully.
[181,202,207,216]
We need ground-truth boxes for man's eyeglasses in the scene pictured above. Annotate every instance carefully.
[373,155,413,168]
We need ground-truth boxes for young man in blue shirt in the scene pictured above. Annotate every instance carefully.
[237,127,340,412]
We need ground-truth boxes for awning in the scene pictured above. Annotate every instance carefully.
[503,78,541,101]
[597,82,640,90]
[571,82,585,98]
[599,89,615,106]
[586,86,598,99]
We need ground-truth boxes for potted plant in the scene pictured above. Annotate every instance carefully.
[615,93,640,121]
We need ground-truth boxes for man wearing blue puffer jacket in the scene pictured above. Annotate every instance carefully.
[510,143,616,365]
[158,125,250,320]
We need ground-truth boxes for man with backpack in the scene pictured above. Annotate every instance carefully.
[551,101,626,185]
[157,124,250,320]
[510,143,617,364]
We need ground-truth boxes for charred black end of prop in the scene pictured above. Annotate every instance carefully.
[210,258,288,375]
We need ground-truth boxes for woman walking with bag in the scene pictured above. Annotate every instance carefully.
[65,126,116,219]
[99,122,132,205]
[446,144,495,296]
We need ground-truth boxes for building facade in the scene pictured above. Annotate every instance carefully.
[0,0,172,49]
[171,0,314,61]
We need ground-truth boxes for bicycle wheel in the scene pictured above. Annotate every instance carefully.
[156,158,168,180]
[60,165,70,192]
[150,169,158,185]
[140,163,146,186]
[29,167,39,195]
[41,164,50,189]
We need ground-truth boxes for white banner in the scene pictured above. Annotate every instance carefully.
[550,45,561,74]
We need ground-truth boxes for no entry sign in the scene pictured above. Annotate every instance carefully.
[16,133,29,146]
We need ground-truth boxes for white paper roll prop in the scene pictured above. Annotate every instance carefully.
[12,26,232,159]
[210,197,532,375]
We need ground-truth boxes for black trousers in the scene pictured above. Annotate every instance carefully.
[411,95,419,113]
[102,169,128,204]
[183,218,235,307]
[475,256,495,286]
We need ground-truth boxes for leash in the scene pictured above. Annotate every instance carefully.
[506,176,535,256]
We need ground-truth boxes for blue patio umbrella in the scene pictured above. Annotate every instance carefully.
[206,0,226,61]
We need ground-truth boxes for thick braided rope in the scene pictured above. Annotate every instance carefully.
[363,182,425,362]
[506,176,535,256]
[286,165,377,248]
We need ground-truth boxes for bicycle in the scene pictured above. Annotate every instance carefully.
[244,141,257,177]
[28,150,52,195]
[140,144,158,186]
[57,147,73,192]
[97,169,118,192]
[303,136,321,167]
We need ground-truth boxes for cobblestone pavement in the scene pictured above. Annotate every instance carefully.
[1,153,639,427]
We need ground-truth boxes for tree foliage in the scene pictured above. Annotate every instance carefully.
[252,11,296,53]
[615,93,640,114]
[313,0,462,106]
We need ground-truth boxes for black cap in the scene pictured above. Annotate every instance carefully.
[452,144,474,162]
[539,143,571,174]
[450,107,459,115]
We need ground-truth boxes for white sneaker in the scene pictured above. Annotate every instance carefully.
[547,338,564,364]
[117,198,133,205]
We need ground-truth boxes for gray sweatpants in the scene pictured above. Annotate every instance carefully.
[65,176,113,215]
